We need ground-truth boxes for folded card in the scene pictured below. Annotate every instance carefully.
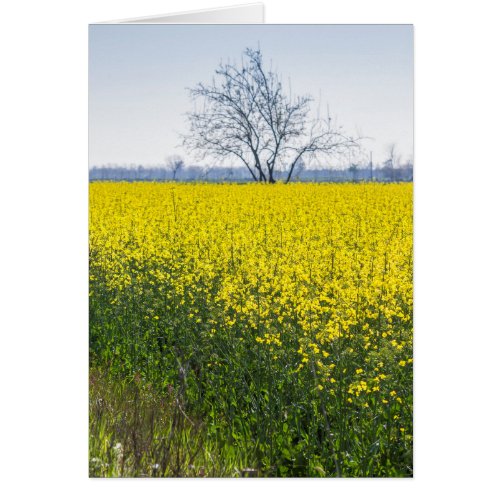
[89,5,413,478]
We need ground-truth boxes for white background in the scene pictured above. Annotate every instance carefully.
[1,1,499,498]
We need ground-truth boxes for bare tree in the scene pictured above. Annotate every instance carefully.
[166,155,185,181]
[385,143,400,182]
[183,48,358,184]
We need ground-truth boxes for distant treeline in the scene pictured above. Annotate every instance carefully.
[89,164,413,183]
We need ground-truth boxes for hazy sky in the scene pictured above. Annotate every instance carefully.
[89,24,413,168]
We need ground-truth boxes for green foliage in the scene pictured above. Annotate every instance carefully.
[90,272,412,477]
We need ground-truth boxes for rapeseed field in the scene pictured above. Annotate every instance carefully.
[89,182,412,477]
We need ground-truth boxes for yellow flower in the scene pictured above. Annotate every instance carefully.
[90,182,413,451]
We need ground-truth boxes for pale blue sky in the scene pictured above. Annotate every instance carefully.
[89,24,413,167]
